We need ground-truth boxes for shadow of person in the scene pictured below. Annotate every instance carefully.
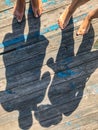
[47,17,98,118]
[0,5,98,129]
[34,18,75,127]
[0,3,51,130]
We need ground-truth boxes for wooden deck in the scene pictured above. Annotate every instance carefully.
[0,0,98,130]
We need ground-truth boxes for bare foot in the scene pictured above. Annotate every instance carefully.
[31,0,43,18]
[13,0,25,22]
[76,16,91,35]
[58,6,73,29]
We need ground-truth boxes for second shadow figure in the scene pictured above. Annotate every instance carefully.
[1,3,50,130]
[34,18,75,127]
[48,17,96,119]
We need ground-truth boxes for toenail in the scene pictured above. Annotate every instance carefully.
[17,19,22,22]
[76,33,79,36]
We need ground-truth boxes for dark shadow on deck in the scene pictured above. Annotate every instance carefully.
[35,18,98,127]
[0,4,50,130]
[0,6,98,130]
[48,23,96,117]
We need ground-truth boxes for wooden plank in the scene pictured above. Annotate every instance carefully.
[0,18,97,69]
[0,0,98,130]
[0,57,98,107]
[1,0,97,53]
[0,94,98,129]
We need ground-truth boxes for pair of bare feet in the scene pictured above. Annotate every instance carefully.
[13,0,43,22]
[58,6,98,35]
[14,0,98,36]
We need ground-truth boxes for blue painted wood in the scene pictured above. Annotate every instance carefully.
[0,13,88,49]
[0,0,98,130]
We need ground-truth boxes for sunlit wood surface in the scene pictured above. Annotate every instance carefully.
[0,0,98,130]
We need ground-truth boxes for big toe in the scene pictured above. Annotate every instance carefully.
[34,10,39,18]
[38,8,43,16]
[14,11,23,22]
[33,8,43,18]
[17,15,23,22]
[76,28,86,36]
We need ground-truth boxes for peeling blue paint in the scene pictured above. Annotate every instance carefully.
[0,35,25,48]
[57,71,69,78]
[5,0,13,6]
[0,4,90,49]
[75,124,80,130]
[66,121,72,126]
[4,10,9,14]
[0,23,59,48]
[42,0,48,3]
[73,13,87,23]
[5,90,15,94]
[4,0,55,6]
[90,84,98,93]
[75,114,80,119]
[41,24,59,34]
[57,69,79,78]
[47,1,56,5]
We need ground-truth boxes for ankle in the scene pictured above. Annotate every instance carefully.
[17,0,25,5]
[68,5,75,14]
[86,13,92,22]
[87,9,98,21]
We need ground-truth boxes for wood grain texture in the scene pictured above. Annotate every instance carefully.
[0,0,98,130]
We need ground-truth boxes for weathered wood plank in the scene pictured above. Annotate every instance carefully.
[0,0,98,130]
[0,0,98,53]
[0,94,98,129]
[0,56,98,109]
